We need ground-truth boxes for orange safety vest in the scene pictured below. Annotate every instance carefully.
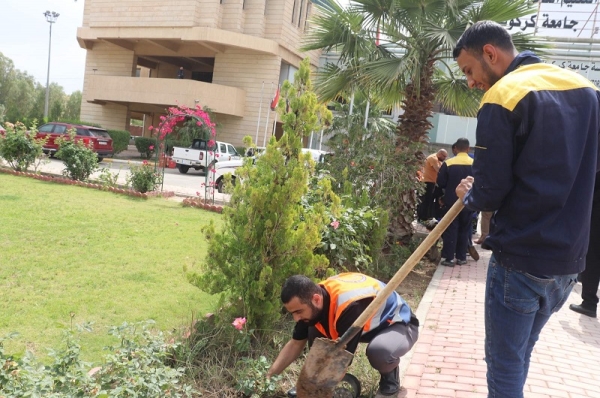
[314,273,408,340]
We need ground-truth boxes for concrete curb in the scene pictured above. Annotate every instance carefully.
[400,262,443,381]
[100,157,144,165]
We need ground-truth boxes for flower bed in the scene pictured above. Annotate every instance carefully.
[181,197,223,213]
[0,166,175,199]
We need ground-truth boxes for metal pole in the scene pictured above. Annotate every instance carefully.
[263,82,273,147]
[43,11,59,120]
[255,81,264,145]
[364,100,370,129]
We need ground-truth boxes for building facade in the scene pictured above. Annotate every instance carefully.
[76,0,319,146]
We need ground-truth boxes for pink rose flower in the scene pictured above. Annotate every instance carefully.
[149,145,155,150]
[232,317,247,330]
[330,220,340,229]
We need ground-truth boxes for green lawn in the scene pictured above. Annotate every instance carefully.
[0,174,220,362]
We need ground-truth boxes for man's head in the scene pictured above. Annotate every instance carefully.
[281,275,324,325]
[455,137,470,153]
[451,143,458,156]
[453,21,518,92]
[436,149,448,162]
[180,66,184,70]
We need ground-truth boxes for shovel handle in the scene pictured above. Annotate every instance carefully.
[336,199,465,348]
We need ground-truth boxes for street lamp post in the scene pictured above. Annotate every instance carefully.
[43,10,60,120]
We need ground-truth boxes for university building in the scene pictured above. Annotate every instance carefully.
[76,0,319,146]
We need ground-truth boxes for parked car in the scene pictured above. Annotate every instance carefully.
[209,159,244,193]
[172,138,241,174]
[36,122,114,162]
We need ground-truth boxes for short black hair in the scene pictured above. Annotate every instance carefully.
[455,137,470,151]
[453,21,515,59]
[281,275,321,304]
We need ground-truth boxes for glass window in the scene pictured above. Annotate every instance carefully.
[38,124,54,132]
[227,145,238,156]
[53,125,67,134]
[76,128,91,136]
[220,143,226,153]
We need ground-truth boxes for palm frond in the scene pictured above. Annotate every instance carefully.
[433,67,482,118]
[466,0,536,25]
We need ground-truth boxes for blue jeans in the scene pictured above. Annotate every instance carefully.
[485,255,577,398]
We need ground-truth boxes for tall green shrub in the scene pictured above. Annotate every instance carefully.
[0,121,46,172]
[55,131,99,181]
[107,129,130,154]
[188,58,334,330]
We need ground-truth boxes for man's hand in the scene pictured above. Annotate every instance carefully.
[456,176,474,200]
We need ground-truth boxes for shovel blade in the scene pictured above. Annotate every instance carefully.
[296,337,354,398]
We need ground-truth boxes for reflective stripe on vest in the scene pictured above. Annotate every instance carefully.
[314,273,407,340]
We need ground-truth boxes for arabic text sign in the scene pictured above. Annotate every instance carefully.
[506,1,600,39]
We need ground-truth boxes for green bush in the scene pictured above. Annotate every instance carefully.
[106,129,130,154]
[317,205,389,272]
[0,321,196,397]
[0,122,46,172]
[135,137,158,159]
[127,161,163,193]
[55,132,99,181]
[187,59,333,331]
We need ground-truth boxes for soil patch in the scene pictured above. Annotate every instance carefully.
[395,259,438,310]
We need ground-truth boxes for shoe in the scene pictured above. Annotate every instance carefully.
[457,260,468,265]
[468,245,480,261]
[440,259,455,267]
[374,386,407,398]
[569,303,597,318]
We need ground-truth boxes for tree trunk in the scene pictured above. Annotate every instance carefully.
[388,59,436,242]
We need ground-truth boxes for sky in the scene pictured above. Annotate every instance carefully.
[0,0,86,94]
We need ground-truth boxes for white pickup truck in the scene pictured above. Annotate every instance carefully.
[172,139,241,174]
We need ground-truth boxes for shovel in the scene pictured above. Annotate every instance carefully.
[295,199,465,398]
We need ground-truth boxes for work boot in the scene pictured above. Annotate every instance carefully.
[440,259,455,267]
[569,303,597,318]
[374,386,407,398]
[457,260,468,266]
[376,367,400,397]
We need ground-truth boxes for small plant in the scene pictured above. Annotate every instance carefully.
[134,137,157,159]
[106,129,130,154]
[96,167,120,189]
[127,161,163,193]
[0,121,47,172]
[55,131,99,181]
[236,356,282,398]
[0,321,196,397]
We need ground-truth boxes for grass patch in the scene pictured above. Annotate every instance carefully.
[0,174,219,363]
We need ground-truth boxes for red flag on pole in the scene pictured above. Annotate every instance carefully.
[270,85,280,111]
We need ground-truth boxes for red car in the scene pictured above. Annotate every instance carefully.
[37,122,114,161]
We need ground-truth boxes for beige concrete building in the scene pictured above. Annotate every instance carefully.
[77,0,319,146]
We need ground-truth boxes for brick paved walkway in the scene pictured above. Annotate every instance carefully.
[401,247,600,398]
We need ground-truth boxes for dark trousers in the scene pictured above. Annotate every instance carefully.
[580,202,600,308]
[417,182,437,221]
[441,209,473,261]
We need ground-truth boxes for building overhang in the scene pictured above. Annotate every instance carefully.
[85,76,246,117]
[77,26,280,57]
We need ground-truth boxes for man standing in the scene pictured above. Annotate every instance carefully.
[267,273,419,398]
[570,173,600,318]
[177,66,185,79]
[417,149,447,222]
[453,21,600,398]
[437,138,473,266]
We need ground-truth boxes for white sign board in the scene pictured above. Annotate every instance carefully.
[505,0,600,39]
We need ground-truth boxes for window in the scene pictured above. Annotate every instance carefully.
[135,68,141,77]
[227,145,239,156]
[53,125,67,134]
[76,128,91,136]
[38,124,55,133]
[304,2,311,31]
[220,143,227,154]
[291,0,297,23]
[298,0,304,28]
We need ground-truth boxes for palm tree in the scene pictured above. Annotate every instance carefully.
[304,0,547,239]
